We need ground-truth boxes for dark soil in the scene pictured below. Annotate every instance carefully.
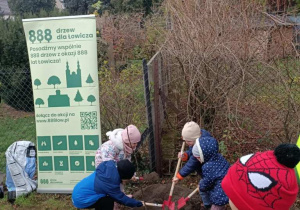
[142,172,160,182]
[132,184,201,210]
[0,103,34,119]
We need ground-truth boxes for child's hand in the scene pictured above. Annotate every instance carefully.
[172,177,179,184]
[178,152,188,161]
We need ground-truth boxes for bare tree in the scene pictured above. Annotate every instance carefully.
[159,0,299,143]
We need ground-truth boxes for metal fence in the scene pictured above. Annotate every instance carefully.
[0,63,161,175]
[1,52,299,176]
[0,67,36,173]
[156,52,300,163]
[141,48,300,173]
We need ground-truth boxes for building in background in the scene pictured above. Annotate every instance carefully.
[0,0,12,19]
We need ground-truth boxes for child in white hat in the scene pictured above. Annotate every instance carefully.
[176,121,212,176]
[173,121,214,209]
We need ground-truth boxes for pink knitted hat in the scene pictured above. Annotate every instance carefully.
[121,125,141,155]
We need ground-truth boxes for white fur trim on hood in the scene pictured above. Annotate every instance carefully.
[193,138,204,163]
[106,128,124,151]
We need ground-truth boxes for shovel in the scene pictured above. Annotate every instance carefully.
[162,141,186,210]
[144,202,163,207]
[177,188,199,209]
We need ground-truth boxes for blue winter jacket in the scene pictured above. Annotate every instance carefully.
[72,160,143,209]
[178,129,212,177]
[198,137,229,206]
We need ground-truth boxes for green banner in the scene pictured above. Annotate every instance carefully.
[22,15,101,193]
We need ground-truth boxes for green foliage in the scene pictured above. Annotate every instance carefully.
[297,0,300,9]
[218,141,228,156]
[99,61,146,139]
[8,0,56,15]
[143,14,166,58]
[0,9,69,67]
[110,0,144,13]
[96,38,109,69]
[0,16,29,67]
[0,9,69,112]
[0,19,30,110]
[96,0,160,15]
[64,0,98,15]
[0,68,34,111]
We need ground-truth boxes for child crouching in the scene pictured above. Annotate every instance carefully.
[72,159,143,210]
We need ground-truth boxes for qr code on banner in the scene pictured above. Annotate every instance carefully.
[80,111,97,130]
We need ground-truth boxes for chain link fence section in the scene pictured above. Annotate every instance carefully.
[0,63,159,175]
[0,67,36,173]
[239,59,300,143]
[156,0,300,163]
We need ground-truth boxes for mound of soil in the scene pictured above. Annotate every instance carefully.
[142,172,160,182]
[132,184,201,210]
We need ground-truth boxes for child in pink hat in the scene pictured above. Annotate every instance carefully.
[95,125,141,210]
[95,124,141,168]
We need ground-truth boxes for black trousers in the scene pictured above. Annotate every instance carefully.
[87,196,115,210]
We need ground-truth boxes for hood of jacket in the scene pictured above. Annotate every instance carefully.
[200,137,218,163]
[193,136,219,163]
[94,160,121,194]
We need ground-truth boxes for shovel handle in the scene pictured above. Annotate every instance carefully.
[187,188,199,199]
[169,141,186,196]
[144,202,163,207]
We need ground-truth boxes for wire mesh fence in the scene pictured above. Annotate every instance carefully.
[0,63,158,175]
[1,16,300,175]
[0,67,36,173]
[157,0,300,164]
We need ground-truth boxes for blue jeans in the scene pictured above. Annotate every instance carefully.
[199,190,211,206]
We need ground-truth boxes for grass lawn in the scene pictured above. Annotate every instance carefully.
[0,115,78,209]
[0,192,75,210]
[0,116,36,173]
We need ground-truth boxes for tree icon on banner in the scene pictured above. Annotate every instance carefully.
[87,95,96,105]
[34,79,41,89]
[74,90,83,105]
[35,98,44,107]
[86,74,94,86]
[48,76,61,88]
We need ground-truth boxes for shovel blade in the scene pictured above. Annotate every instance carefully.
[168,201,175,210]
[162,195,172,209]
[162,200,168,210]
[162,199,175,210]
[177,197,187,210]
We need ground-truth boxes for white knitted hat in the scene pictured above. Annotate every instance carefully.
[181,121,201,141]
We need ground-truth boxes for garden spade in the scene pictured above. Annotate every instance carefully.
[177,188,199,209]
[162,142,186,210]
[144,202,163,207]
